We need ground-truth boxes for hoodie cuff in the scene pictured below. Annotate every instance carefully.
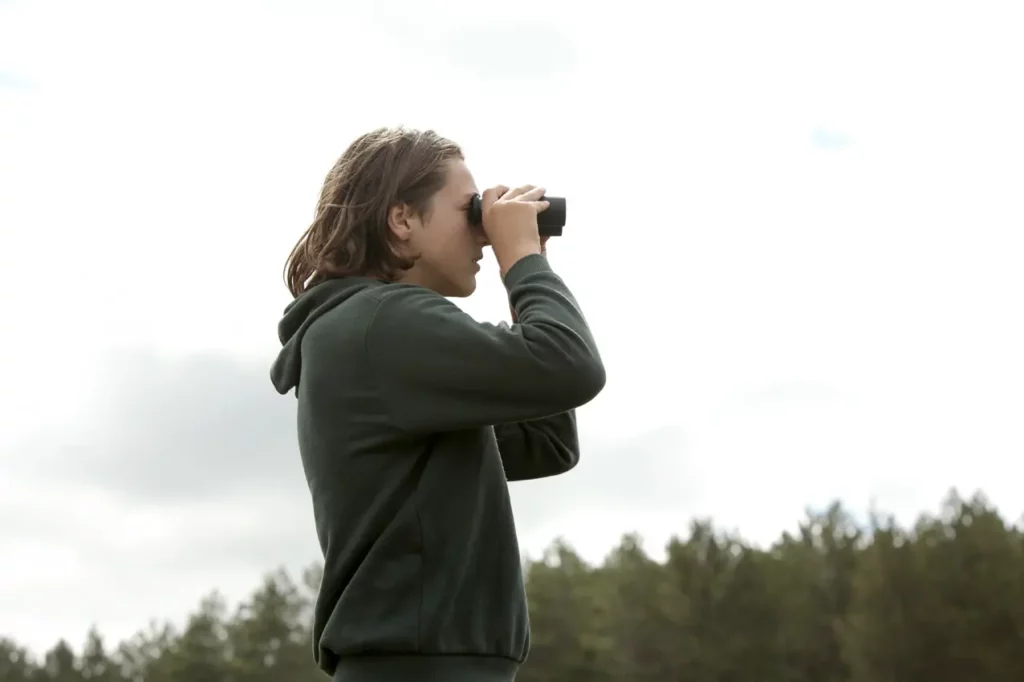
[502,253,552,290]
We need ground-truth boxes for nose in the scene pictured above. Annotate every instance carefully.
[473,227,490,247]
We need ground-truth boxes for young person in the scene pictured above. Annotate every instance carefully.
[269,127,606,681]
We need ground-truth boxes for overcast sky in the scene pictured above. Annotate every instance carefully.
[2,0,1023,656]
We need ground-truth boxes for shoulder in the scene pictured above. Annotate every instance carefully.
[363,285,499,358]
[298,282,417,351]
[367,284,466,329]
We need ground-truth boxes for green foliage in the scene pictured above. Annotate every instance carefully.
[4,490,1024,682]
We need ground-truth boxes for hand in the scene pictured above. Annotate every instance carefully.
[481,184,550,275]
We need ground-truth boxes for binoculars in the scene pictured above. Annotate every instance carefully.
[468,194,567,237]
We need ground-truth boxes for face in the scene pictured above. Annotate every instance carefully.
[390,159,488,297]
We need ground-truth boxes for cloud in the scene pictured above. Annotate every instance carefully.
[512,425,690,531]
[0,347,683,650]
[3,345,697,540]
[335,0,579,83]
[0,71,33,90]
[811,127,852,150]
[10,348,670,514]
[2,348,688,566]
[15,350,299,504]
[430,21,578,81]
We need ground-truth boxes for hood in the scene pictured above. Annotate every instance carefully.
[269,277,379,395]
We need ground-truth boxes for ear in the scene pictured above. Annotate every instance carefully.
[387,203,416,242]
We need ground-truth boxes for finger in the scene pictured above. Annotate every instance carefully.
[503,184,537,201]
[531,199,551,213]
[515,186,546,203]
[481,185,510,208]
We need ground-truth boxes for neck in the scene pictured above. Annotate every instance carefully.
[395,265,437,292]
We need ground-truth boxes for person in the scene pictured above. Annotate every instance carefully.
[269,126,606,682]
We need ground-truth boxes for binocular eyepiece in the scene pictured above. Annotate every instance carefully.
[468,194,567,238]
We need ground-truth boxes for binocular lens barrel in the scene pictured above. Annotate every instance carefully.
[468,194,566,238]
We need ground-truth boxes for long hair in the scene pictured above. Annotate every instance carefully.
[283,127,463,297]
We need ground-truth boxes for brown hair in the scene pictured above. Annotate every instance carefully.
[283,126,464,297]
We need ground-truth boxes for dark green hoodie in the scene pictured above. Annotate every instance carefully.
[270,254,605,682]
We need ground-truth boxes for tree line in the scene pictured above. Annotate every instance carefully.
[3,489,1023,681]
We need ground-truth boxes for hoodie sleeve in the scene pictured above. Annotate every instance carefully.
[494,411,581,481]
[364,254,605,434]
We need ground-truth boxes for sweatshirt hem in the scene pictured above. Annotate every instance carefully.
[331,654,520,682]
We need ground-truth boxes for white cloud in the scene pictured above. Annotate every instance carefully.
[2,0,1023,655]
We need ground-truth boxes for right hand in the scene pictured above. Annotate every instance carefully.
[480,184,550,275]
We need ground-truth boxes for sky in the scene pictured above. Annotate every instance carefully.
[2,0,1023,657]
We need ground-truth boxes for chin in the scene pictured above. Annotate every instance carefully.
[450,281,477,298]
[442,276,477,298]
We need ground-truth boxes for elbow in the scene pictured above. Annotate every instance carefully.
[541,454,580,479]
[506,447,580,482]
[582,356,607,401]
[563,355,606,407]
[556,449,581,475]
[529,329,606,408]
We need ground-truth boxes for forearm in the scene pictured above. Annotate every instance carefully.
[495,410,580,482]
[508,241,545,323]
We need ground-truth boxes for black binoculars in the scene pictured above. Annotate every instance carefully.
[468,194,567,238]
